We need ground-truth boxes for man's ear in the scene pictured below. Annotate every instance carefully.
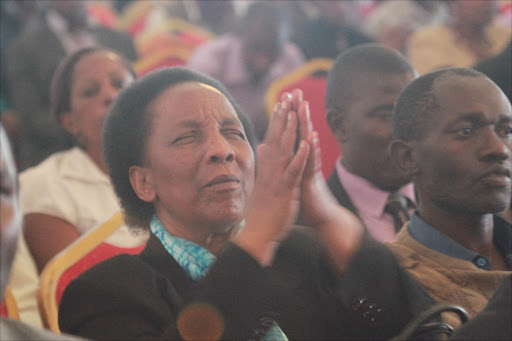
[129,166,156,203]
[326,109,348,142]
[389,140,420,177]
[60,112,78,136]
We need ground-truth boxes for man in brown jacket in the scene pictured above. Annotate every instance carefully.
[388,67,512,329]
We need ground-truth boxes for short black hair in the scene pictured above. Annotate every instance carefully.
[103,67,256,229]
[326,43,415,111]
[50,47,136,123]
[393,67,485,141]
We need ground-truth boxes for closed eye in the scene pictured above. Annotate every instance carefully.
[83,85,99,97]
[222,129,246,140]
[173,131,200,145]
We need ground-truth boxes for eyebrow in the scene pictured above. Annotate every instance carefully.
[176,117,241,129]
[219,117,242,127]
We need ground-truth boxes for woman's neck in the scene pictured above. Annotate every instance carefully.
[156,212,242,255]
[85,145,108,174]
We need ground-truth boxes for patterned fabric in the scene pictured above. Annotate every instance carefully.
[150,215,287,340]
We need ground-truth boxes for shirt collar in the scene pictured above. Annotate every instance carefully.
[409,213,512,270]
[150,214,216,281]
[59,147,110,184]
[336,158,416,217]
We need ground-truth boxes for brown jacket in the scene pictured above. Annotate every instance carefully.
[388,224,511,328]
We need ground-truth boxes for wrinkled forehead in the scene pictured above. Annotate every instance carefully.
[149,82,241,126]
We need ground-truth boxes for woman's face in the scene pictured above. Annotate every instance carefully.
[137,82,255,233]
[62,51,134,152]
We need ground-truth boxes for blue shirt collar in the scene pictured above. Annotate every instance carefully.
[408,213,512,270]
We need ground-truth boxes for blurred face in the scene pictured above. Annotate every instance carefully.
[451,0,497,27]
[140,82,255,234]
[315,0,358,25]
[339,71,415,191]
[61,51,134,154]
[0,129,21,298]
[242,23,284,82]
[414,75,512,214]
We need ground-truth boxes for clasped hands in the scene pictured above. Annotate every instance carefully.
[235,90,363,271]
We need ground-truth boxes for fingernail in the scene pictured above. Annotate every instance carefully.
[273,102,280,113]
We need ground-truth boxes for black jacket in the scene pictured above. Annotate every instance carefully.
[59,228,435,340]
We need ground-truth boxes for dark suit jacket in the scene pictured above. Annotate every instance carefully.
[474,40,511,104]
[6,14,137,169]
[327,170,359,217]
[59,228,435,340]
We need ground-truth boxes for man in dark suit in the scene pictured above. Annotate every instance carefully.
[6,0,137,170]
[325,44,417,242]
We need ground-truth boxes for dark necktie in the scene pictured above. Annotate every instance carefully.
[384,193,411,233]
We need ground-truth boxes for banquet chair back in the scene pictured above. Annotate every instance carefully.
[38,212,147,333]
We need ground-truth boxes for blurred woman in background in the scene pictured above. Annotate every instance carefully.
[8,47,142,327]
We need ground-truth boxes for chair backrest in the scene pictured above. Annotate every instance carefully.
[38,212,147,333]
[265,58,340,178]
[115,0,154,37]
[134,47,191,76]
[134,19,212,76]
[0,286,20,320]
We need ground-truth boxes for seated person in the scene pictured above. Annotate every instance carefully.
[325,44,417,242]
[0,124,84,340]
[59,67,436,340]
[294,0,373,60]
[8,47,145,327]
[364,0,448,53]
[407,0,511,75]
[388,67,512,328]
[473,39,511,103]
[6,0,137,170]
[187,1,305,141]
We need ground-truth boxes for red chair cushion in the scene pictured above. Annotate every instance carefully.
[56,243,145,305]
[277,76,341,178]
[0,300,7,317]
